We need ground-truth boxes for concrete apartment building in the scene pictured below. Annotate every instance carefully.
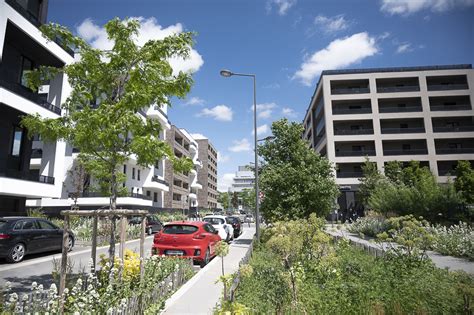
[230,165,254,193]
[195,136,218,210]
[0,0,74,215]
[302,64,474,213]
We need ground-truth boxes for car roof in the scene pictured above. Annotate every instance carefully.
[0,217,38,221]
[203,215,226,219]
[165,221,206,226]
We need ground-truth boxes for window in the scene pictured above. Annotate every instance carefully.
[132,168,135,179]
[448,143,461,149]
[153,192,158,202]
[352,145,364,151]
[14,220,36,230]
[11,127,23,157]
[400,124,408,129]
[402,144,411,151]
[123,165,127,174]
[37,220,57,230]
[19,56,33,87]
[350,125,361,130]
[146,190,151,197]
[137,170,141,181]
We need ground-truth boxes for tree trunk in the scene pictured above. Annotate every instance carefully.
[109,167,117,263]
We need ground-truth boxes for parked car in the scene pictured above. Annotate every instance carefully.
[129,215,163,235]
[0,217,75,263]
[151,221,221,267]
[203,215,234,242]
[226,216,243,238]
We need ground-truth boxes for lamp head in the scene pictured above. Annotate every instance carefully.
[220,69,233,77]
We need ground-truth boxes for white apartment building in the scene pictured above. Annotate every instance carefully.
[302,64,474,213]
[230,165,254,193]
[0,0,73,215]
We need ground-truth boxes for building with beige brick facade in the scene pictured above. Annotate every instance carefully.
[194,136,218,210]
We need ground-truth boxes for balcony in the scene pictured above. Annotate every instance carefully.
[381,127,425,134]
[377,86,420,93]
[0,79,61,115]
[332,87,370,95]
[332,107,372,115]
[430,104,472,111]
[331,79,370,95]
[433,126,474,133]
[379,105,422,113]
[335,150,376,157]
[376,77,420,93]
[436,147,474,155]
[427,75,469,91]
[0,169,54,184]
[336,171,364,178]
[68,191,152,200]
[383,148,428,155]
[334,128,374,135]
[152,175,168,186]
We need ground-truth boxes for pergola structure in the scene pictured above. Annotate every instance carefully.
[58,209,149,312]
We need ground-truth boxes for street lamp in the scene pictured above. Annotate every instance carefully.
[220,69,260,241]
[257,135,275,142]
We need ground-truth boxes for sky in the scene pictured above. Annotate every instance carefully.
[47,0,474,191]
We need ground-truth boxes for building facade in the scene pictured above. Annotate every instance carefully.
[195,136,218,210]
[302,64,474,213]
[230,165,254,193]
[0,0,74,215]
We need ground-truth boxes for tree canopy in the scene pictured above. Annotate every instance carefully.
[258,119,339,221]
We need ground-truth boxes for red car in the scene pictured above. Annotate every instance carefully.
[151,221,221,267]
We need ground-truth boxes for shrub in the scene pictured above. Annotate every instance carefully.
[347,216,389,237]
[426,222,474,260]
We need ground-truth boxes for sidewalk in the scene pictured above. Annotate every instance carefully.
[326,227,474,274]
[162,225,256,315]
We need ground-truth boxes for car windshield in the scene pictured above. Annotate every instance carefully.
[163,225,198,235]
[203,218,225,225]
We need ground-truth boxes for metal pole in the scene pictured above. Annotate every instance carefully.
[253,75,260,242]
[59,214,70,314]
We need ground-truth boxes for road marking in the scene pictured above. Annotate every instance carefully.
[0,236,154,272]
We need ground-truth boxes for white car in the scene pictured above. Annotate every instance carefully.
[202,215,234,242]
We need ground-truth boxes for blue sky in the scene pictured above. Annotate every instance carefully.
[48,0,474,191]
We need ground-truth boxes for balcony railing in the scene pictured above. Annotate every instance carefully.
[430,104,472,111]
[336,171,364,178]
[335,150,376,157]
[433,126,474,133]
[379,106,422,113]
[331,87,370,95]
[152,175,169,186]
[436,147,474,154]
[377,86,420,93]
[68,191,152,200]
[428,84,469,91]
[332,107,372,115]
[381,127,425,134]
[334,129,374,135]
[0,169,54,184]
[438,169,455,176]
[383,148,428,155]
[0,79,61,115]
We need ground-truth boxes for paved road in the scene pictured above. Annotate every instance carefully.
[162,224,256,315]
[0,236,156,293]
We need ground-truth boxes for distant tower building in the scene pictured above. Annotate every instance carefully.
[230,165,255,193]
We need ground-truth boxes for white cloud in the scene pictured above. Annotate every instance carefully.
[218,173,235,192]
[380,0,474,15]
[252,102,277,119]
[252,124,269,136]
[378,32,391,40]
[217,151,230,163]
[266,0,297,15]
[396,43,413,53]
[229,138,251,152]
[76,17,204,74]
[293,32,378,86]
[190,133,207,140]
[314,14,350,34]
[198,105,233,121]
[184,97,205,106]
[282,107,297,118]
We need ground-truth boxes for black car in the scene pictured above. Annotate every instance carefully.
[226,216,243,238]
[0,217,74,263]
[129,215,163,235]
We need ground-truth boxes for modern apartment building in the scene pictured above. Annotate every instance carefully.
[230,165,254,193]
[195,136,218,210]
[0,0,74,215]
[163,125,203,212]
[302,64,474,213]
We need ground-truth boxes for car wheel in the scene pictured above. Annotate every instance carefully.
[200,248,210,268]
[7,243,26,263]
[147,227,153,235]
[67,236,74,252]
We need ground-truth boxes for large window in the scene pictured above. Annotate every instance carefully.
[19,55,33,87]
[11,127,23,157]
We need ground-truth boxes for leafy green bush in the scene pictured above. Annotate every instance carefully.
[347,216,389,237]
[426,222,474,260]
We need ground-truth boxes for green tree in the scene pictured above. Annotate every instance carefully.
[454,160,474,204]
[240,188,256,211]
[358,158,384,209]
[218,191,231,210]
[21,18,193,259]
[231,192,239,209]
[258,119,339,221]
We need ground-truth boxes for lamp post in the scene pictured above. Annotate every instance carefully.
[220,69,260,241]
